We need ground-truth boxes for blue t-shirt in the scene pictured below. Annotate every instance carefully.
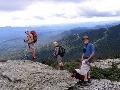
[83,43,95,58]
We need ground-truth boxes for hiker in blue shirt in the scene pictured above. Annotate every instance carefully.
[81,36,95,84]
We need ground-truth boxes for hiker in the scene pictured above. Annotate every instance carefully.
[53,41,64,70]
[81,36,95,83]
[24,29,36,61]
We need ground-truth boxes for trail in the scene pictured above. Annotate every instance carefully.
[93,29,109,45]
[74,34,80,41]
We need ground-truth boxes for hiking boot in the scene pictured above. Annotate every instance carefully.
[60,66,64,70]
[32,57,37,62]
[88,78,91,83]
[81,81,88,86]
[77,80,84,84]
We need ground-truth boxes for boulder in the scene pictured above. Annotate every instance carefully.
[0,60,77,90]
[68,79,120,90]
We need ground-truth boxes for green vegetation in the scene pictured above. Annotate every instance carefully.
[41,59,120,81]
[91,62,120,81]
[0,59,8,62]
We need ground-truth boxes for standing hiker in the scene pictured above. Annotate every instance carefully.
[24,29,37,61]
[81,36,95,83]
[53,41,65,70]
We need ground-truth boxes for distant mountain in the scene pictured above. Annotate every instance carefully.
[34,24,120,61]
[0,23,120,60]
[60,21,120,38]
[60,27,93,38]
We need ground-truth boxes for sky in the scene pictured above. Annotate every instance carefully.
[0,0,120,27]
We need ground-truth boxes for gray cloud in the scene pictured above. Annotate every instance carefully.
[12,17,21,20]
[115,10,120,16]
[79,7,120,18]
[48,0,89,3]
[34,16,45,20]
[54,13,77,19]
[0,0,89,12]
[0,0,39,12]
[54,14,64,17]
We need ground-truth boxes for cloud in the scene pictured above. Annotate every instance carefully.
[0,0,120,26]
[0,0,89,12]
[0,0,38,11]
[79,8,116,18]
[48,0,89,3]
[34,16,45,20]
[12,17,21,20]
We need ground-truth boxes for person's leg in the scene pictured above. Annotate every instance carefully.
[32,51,36,58]
[31,43,36,58]
[59,62,64,70]
[59,56,64,70]
[57,55,61,69]
[81,74,88,86]
[30,44,36,61]
[88,63,91,83]
[84,74,88,82]
[88,71,90,78]
[58,62,61,70]
[87,71,91,83]
[57,55,64,70]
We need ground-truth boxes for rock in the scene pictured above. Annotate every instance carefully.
[91,59,120,69]
[68,79,120,90]
[0,60,77,90]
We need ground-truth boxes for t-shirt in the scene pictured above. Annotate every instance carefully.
[55,46,59,55]
[55,46,59,52]
[83,43,95,58]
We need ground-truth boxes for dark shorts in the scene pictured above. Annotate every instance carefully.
[83,57,92,63]
[83,57,92,71]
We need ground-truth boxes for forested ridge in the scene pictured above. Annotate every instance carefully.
[36,24,120,61]
[0,24,120,61]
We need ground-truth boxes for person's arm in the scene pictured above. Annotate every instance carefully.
[55,51,59,56]
[54,47,59,56]
[24,36,29,42]
[24,39,28,42]
[88,52,95,60]
[81,53,84,60]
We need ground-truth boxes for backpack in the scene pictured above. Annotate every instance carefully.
[58,46,66,57]
[30,30,37,43]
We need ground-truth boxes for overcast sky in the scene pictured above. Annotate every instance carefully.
[0,0,120,27]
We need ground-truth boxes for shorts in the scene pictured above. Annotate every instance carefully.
[83,57,92,63]
[83,57,92,70]
[28,43,35,52]
[57,55,62,63]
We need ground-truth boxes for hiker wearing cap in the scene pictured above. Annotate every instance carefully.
[53,41,64,70]
[81,36,95,84]
[24,30,36,61]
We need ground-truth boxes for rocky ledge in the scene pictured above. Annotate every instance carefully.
[91,59,120,69]
[0,60,120,90]
[68,79,120,90]
[0,60,77,90]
